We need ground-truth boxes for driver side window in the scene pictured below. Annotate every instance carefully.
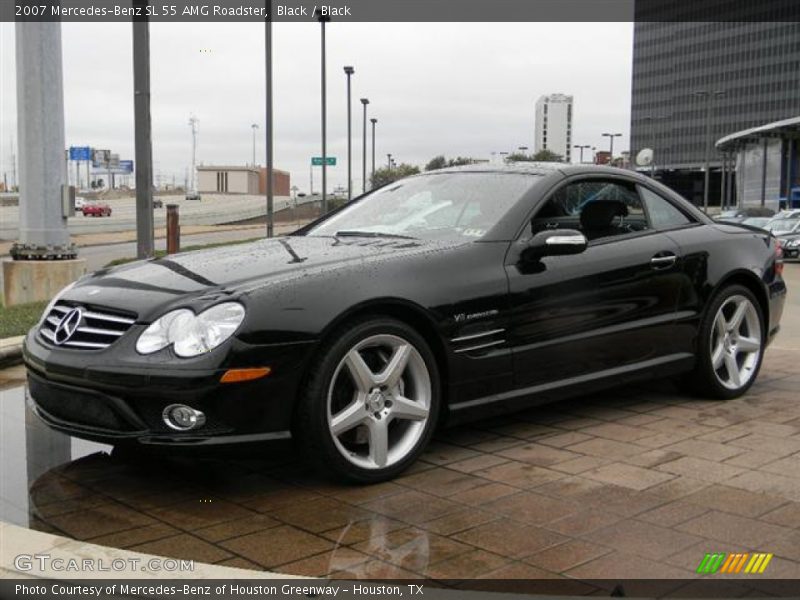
[531,179,649,242]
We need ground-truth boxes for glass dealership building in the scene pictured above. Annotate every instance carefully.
[630,5,800,206]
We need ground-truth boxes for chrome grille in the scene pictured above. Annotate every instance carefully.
[39,303,136,350]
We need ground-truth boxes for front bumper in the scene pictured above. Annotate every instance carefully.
[23,328,317,446]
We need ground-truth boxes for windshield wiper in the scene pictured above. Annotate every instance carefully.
[335,230,417,240]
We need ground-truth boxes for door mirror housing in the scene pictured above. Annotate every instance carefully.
[521,229,588,262]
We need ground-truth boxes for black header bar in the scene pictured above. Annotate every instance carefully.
[2,0,800,23]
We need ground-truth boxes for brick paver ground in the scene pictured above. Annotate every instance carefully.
[2,266,799,586]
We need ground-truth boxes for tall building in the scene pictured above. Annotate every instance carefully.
[630,7,800,202]
[534,94,573,162]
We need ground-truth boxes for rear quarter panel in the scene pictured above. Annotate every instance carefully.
[666,223,785,353]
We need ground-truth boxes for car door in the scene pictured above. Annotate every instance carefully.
[505,176,686,388]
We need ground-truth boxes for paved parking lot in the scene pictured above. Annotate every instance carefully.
[1,266,798,585]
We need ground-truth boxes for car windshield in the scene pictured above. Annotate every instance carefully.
[307,172,536,242]
[767,218,800,233]
[742,217,770,228]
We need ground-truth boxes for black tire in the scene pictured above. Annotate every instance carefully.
[294,316,441,483]
[688,284,765,400]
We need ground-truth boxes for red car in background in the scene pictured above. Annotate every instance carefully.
[82,202,112,217]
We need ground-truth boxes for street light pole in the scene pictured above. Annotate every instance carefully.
[361,98,369,193]
[188,116,198,194]
[387,153,392,170]
[265,18,274,238]
[318,12,330,214]
[573,144,590,164]
[370,118,377,189]
[601,133,622,163]
[344,66,354,201]
[694,90,726,212]
[251,123,259,167]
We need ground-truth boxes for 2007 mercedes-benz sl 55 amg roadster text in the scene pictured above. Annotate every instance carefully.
[24,164,787,482]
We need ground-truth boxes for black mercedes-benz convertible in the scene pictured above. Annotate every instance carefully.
[24,164,786,482]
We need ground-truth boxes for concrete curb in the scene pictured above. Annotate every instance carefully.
[0,336,24,368]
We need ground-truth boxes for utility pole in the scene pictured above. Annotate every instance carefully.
[12,21,71,258]
[6,20,83,305]
[132,0,154,259]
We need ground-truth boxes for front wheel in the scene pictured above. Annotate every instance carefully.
[690,285,765,399]
[295,317,440,483]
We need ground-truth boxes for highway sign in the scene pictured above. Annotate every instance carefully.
[311,156,336,166]
[69,146,92,161]
[92,149,110,166]
[119,160,134,174]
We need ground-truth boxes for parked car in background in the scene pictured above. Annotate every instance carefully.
[777,233,800,259]
[153,198,164,208]
[82,202,112,217]
[25,164,786,482]
[186,192,201,201]
[771,219,800,258]
[741,217,772,230]
[714,207,775,224]
[75,196,87,210]
[774,209,800,219]
[766,217,800,236]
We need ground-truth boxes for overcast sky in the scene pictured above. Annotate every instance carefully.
[0,22,633,194]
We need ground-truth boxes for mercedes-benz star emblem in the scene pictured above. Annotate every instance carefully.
[53,308,82,345]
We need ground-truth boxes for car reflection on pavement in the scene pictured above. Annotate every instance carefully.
[4,337,800,586]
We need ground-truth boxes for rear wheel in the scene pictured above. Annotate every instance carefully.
[295,317,440,483]
[690,285,765,399]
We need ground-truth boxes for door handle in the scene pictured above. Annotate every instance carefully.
[650,253,677,269]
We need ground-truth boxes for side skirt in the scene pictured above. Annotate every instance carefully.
[444,353,695,426]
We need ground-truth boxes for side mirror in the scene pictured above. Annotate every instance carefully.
[521,229,587,262]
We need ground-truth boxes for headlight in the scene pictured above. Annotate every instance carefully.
[788,239,800,247]
[136,302,245,357]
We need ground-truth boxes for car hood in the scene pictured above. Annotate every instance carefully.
[64,235,454,319]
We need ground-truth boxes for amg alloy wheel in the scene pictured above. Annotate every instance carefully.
[296,317,440,482]
[709,294,762,390]
[691,285,765,399]
[328,334,431,470]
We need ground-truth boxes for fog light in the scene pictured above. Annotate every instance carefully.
[162,404,206,431]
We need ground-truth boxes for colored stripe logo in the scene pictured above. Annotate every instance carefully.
[697,552,773,574]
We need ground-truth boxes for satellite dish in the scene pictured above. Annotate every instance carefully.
[636,148,654,166]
